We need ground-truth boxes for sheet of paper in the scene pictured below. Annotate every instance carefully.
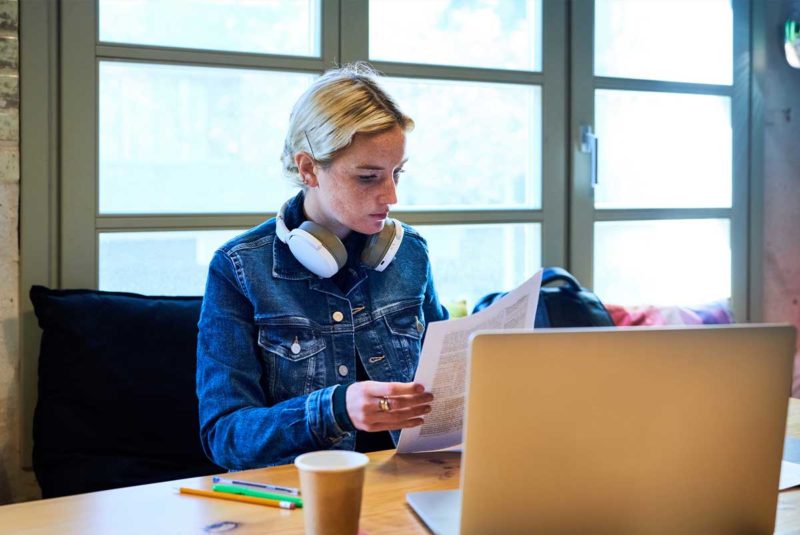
[780,461,800,491]
[396,270,543,453]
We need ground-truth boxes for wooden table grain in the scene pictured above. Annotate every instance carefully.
[2,399,800,534]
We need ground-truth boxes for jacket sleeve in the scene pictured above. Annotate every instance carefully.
[196,250,350,470]
[421,242,450,328]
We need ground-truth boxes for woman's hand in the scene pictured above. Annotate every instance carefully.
[345,381,433,432]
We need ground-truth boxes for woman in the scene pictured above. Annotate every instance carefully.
[196,63,449,470]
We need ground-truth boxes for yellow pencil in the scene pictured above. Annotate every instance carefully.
[178,486,297,509]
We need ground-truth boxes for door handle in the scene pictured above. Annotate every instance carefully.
[580,124,598,188]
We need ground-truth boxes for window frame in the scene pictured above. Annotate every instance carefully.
[341,0,568,270]
[57,0,567,291]
[569,0,753,321]
[60,0,343,288]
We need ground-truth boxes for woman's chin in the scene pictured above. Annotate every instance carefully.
[357,219,386,235]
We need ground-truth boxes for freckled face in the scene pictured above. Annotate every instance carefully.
[303,126,407,239]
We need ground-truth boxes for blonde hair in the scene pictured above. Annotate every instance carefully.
[281,63,414,187]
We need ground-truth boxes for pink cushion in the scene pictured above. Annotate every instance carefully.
[606,300,734,327]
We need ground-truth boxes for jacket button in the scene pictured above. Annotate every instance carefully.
[338,364,349,376]
[332,311,344,322]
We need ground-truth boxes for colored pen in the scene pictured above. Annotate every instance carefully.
[178,487,296,509]
[212,475,301,496]
[212,483,303,507]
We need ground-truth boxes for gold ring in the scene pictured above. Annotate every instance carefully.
[378,397,391,412]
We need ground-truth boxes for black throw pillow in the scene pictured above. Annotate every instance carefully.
[30,286,222,498]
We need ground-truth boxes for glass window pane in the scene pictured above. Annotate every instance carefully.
[99,0,320,57]
[593,219,731,306]
[370,0,542,71]
[100,225,541,305]
[384,78,541,209]
[99,230,243,295]
[594,90,731,209]
[594,0,732,84]
[99,62,312,214]
[417,223,541,314]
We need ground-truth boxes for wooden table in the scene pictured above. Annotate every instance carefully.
[2,400,800,534]
[0,450,459,534]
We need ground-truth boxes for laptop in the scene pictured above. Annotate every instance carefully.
[407,325,796,534]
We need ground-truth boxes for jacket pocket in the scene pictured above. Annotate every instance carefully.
[257,322,326,362]
[383,306,425,341]
[381,302,424,380]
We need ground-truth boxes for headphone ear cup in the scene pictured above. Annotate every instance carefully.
[286,221,347,278]
[361,219,404,271]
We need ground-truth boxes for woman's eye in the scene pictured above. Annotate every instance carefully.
[357,169,405,184]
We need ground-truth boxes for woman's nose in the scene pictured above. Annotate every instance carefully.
[380,176,398,205]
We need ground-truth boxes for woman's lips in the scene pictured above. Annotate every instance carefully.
[369,212,389,219]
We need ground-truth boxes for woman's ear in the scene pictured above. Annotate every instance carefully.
[294,152,319,188]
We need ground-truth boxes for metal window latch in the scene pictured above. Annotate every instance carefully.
[580,124,598,188]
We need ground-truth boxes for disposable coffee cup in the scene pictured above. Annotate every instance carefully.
[294,450,370,535]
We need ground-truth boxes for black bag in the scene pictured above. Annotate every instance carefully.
[472,267,615,328]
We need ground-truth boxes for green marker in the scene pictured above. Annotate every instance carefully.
[212,483,304,507]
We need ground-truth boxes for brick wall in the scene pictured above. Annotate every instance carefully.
[0,0,39,505]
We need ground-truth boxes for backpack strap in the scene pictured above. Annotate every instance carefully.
[542,267,581,290]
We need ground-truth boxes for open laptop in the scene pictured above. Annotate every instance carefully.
[407,325,796,534]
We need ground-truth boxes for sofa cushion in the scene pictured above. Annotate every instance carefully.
[30,286,221,498]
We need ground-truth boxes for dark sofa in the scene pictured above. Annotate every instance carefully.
[30,286,222,498]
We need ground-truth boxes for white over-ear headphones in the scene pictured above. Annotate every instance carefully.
[275,200,404,278]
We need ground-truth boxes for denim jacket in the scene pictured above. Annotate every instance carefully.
[196,192,449,470]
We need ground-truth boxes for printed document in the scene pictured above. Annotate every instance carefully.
[396,270,543,453]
